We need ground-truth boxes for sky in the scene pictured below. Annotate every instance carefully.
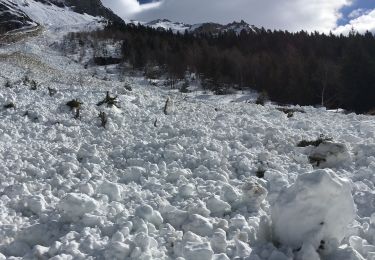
[101,0,375,34]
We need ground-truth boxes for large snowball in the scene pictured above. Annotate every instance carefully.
[271,169,356,253]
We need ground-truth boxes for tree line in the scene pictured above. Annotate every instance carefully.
[68,22,375,113]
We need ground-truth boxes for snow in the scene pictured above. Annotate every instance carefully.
[145,19,191,34]
[271,169,356,254]
[0,11,374,260]
[4,0,101,28]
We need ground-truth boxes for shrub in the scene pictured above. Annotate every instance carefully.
[98,111,107,128]
[124,82,132,91]
[4,102,15,109]
[97,91,120,108]
[179,80,190,93]
[297,135,333,147]
[5,80,12,88]
[66,99,82,110]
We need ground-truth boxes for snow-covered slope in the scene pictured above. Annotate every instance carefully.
[0,0,122,34]
[0,19,375,260]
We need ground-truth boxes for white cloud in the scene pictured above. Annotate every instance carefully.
[348,8,370,19]
[334,9,375,34]
[101,0,160,20]
[103,0,352,32]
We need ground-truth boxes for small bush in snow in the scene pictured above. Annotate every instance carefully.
[179,80,190,93]
[124,83,132,91]
[66,99,82,110]
[256,168,266,179]
[23,75,30,85]
[98,111,107,128]
[30,80,38,90]
[97,91,120,108]
[4,102,15,109]
[297,135,333,148]
[277,107,305,118]
[48,87,57,96]
[5,80,12,88]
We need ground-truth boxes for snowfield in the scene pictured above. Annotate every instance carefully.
[0,19,375,260]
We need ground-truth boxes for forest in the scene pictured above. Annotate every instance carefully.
[68,22,375,113]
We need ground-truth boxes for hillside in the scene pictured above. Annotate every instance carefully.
[0,15,374,260]
[0,0,123,34]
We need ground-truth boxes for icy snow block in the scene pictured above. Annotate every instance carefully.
[184,242,214,260]
[309,141,351,168]
[271,169,356,253]
[206,196,231,217]
[183,214,214,237]
[58,193,98,220]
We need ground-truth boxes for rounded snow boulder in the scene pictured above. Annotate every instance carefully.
[58,193,98,221]
[308,141,351,168]
[271,169,356,254]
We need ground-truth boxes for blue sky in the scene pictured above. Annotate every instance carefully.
[338,0,375,25]
[102,0,375,33]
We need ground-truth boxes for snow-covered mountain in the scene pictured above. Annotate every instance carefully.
[145,19,191,33]
[143,19,257,35]
[0,0,122,34]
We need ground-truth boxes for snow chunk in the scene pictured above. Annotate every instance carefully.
[183,214,214,237]
[206,196,231,217]
[25,195,47,215]
[120,167,146,183]
[58,193,98,220]
[309,141,351,168]
[104,242,131,260]
[184,242,214,260]
[135,205,164,226]
[271,169,356,253]
[99,181,122,201]
[210,229,227,253]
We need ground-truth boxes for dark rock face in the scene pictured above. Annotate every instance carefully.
[35,0,124,24]
[0,2,35,34]
[67,0,122,22]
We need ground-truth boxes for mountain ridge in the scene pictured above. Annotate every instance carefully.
[144,19,257,35]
